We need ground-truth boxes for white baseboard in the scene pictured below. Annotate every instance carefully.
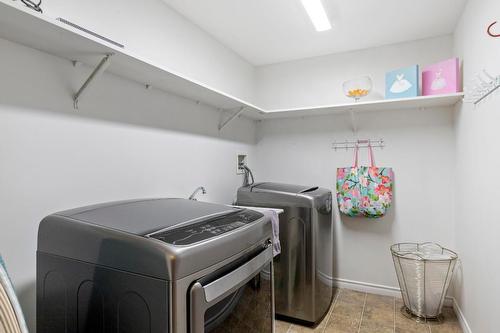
[331,277,402,298]
[318,273,472,332]
[452,297,472,333]
[318,272,411,300]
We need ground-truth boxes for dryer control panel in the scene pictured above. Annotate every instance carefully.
[149,209,264,245]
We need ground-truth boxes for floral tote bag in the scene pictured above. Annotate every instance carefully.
[336,145,393,218]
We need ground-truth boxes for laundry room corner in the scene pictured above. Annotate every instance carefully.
[2,0,497,332]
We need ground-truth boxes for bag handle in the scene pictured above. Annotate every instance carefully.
[352,143,376,167]
[368,143,376,167]
[353,144,359,167]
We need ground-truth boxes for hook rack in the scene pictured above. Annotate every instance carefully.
[465,69,500,104]
[332,139,385,151]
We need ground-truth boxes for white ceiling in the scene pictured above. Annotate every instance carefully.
[161,0,467,66]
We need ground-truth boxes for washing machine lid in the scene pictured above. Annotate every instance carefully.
[38,198,272,280]
[250,182,319,194]
[56,198,237,235]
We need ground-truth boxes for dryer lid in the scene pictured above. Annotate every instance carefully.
[250,182,318,194]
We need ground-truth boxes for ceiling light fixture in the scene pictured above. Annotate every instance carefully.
[300,0,332,32]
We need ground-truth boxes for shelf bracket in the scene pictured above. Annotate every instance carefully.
[73,54,113,109]
[218,106,246,131]
[349,109,358,134]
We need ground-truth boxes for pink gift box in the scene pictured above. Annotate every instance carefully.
[422,58,460,95]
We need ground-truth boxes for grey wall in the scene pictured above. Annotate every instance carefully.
[0,37,255,331]
[254,106,456,290]
[453,0,500,331]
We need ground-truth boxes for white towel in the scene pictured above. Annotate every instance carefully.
[267,209,281,256]
[231,206,281,257]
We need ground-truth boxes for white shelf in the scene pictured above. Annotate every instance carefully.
[264,93,464,119]
[0,1,265,119]
[0,1,464,124]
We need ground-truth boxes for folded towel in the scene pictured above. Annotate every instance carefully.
[0,281,22,333]
[230,206,282,257]
[0,256,28,333]
[266,209,281,256]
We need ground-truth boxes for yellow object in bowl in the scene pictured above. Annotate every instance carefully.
[347,89,369,98]
[343,76,373,102]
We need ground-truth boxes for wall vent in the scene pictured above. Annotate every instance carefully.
[56,18,125,49]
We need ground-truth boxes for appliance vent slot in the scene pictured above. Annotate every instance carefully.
[300,187,318,193]
[56,18,125,49]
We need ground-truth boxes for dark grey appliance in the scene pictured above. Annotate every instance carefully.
[237,183,333,326]
[37,198,274,333]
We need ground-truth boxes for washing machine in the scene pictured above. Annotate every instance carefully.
[237,182,334,326]
[37,198,274,333]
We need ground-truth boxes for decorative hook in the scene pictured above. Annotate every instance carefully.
[487,21,500,37]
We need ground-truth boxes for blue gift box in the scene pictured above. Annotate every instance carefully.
[385,65,419,99]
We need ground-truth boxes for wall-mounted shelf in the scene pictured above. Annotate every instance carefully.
[0,1,464,127]
[0,0,265,123]
[263,93,464,119]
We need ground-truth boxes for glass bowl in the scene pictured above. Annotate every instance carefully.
[343,76,373,102]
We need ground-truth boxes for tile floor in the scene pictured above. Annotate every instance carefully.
[275,289,463,333]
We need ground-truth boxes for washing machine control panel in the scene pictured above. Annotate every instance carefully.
[149,209,264,245]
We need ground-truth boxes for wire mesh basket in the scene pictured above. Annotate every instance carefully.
[391,242,458,321]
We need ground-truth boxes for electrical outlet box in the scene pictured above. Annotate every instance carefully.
[237,154,247,174]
